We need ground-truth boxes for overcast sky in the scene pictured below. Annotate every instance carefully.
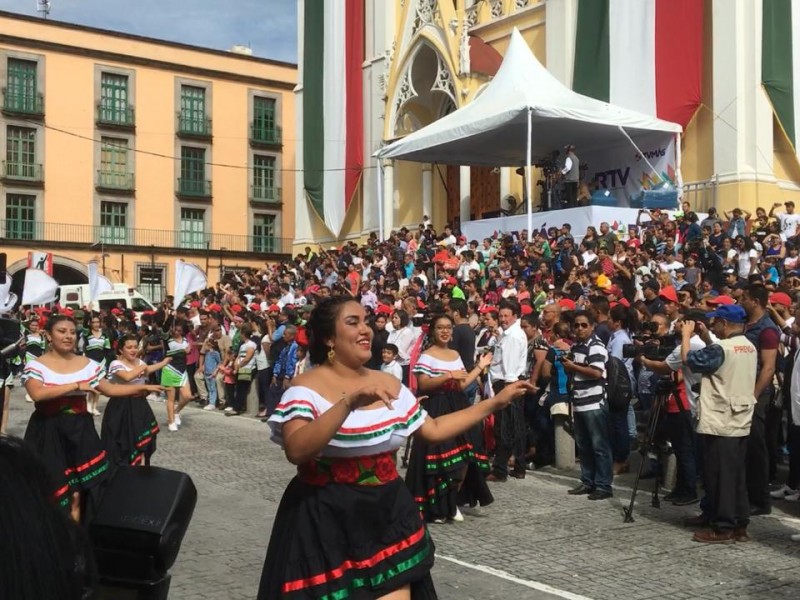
[0,0,297,63]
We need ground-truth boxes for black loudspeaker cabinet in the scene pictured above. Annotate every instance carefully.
[90,465,197,589]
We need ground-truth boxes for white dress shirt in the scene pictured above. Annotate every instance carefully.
[489,319,528,383]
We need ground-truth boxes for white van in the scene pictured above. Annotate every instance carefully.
[59,283,156,317]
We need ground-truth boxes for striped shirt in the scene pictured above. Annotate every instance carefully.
[571,334,607,413]
[165,338,189,373]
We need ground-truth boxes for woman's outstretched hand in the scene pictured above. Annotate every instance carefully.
[492,381,535,410]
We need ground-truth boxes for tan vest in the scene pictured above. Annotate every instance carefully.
[696,335,757,437]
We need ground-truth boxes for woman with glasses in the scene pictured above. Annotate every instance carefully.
[405,314,494,524]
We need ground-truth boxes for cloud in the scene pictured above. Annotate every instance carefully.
[0,0,297,63]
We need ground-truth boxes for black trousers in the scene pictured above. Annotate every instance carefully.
[562,181,578,208]
[702,434,750,531]
[746,389,772,511]
[788,423,800,490]
[491,381,527,477]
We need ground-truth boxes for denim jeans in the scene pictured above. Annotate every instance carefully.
[573,405,614,493]
[610,408,631,464]
[205,375,218,407]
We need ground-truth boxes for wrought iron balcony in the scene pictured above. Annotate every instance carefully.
[96,170,135,192]
[177,178,212,198]
[250,184,282,203]
[250,124,283,147]
[177,112,212,138]
[2,89,44,117]
[96,103,135,128]
[0,220,292,255]
[1,161,43,183]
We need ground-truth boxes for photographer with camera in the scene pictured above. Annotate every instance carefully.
[679,305,757,543]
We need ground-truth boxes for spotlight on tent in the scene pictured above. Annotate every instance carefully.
[90,466,197,600]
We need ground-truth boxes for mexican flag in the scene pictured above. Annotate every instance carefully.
[572,0,703,128]
[303,0,364,238]
[763,0,800,160]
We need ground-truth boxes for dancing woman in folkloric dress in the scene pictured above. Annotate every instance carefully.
[22,315,162,523]
[258,297,532,600]
[102,334,171,466]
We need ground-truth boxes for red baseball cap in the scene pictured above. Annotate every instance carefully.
[769,292,792,307]
[110,308,122,315]
[478,304,497,314]
[376,304,394,316]
[190,300,201,308]
[706,295,735,306]
[267,304,281,312]
[249,303,261,312]
[521,304,534,315]
[559,298,577,311]
[446,276,457,286]
[659,286,679,304]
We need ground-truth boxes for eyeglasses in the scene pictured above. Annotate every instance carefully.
[574,322,591,329]
[434,325,453,331]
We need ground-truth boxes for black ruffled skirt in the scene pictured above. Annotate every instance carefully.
[405,389,493,522]
[24,411,110,511]
[257,477,438,599]
[101,395,159,466]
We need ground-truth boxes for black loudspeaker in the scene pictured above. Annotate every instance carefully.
[90,466,197,598]
[0,252,6,284]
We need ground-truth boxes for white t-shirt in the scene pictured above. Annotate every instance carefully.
[737,249,758,279]
[779,212,800,240]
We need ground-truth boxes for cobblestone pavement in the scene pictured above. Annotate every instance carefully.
[6,390,800,599]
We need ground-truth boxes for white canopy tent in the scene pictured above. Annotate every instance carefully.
[376,28,683,236]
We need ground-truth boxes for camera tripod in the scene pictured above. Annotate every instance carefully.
[622,372,693,523]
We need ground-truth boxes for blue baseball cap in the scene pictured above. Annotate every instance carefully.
[706,304,747,324]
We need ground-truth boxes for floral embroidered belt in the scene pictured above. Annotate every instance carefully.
[36,395,87,417]
[298,452,399,486]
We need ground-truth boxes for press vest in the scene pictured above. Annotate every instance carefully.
[565,152,580,182]
[696,335,757,437]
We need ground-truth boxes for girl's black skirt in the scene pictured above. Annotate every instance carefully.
[101,395,159,466]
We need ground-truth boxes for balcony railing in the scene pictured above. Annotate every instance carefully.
[97,170,135,191]
[177,112,212,137]
[2,89,44,116]
[96,104,135,128]
[177,178,212,198]
[0,220,292,255]
[250,124,282,146]
[251,184,282,203]
[2,161,43,183]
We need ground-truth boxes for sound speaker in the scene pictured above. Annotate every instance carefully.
[90,466,197,584]
[0,252,6,284]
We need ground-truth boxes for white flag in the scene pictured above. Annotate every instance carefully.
[87,261,113,303]
[173,260,207,305]
[21,268,58,306]
[0,276,17,314]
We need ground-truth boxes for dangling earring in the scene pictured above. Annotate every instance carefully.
[327,347,336,364]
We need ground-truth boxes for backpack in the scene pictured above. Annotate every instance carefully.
[605,356,632,412]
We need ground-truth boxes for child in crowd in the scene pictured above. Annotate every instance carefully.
[221,349,237,407]
[202,340,222,411]
[380,343,403,381]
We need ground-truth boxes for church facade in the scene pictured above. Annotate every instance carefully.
[294,0,800,247]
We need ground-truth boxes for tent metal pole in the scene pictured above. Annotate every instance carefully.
[377,159,384,242]
[617,125,662,183]
[526,107,533,234]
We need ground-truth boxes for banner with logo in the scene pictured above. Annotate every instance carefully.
[582,133,678,206]
[27,251,53,276]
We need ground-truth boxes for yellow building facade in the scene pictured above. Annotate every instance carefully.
[294,0,800,246]
[0,11,297,302]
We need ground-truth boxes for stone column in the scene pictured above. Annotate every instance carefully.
[382,159,394,239]
[422,163,433,223]
[712,0,774,186]
[459,166,471,224]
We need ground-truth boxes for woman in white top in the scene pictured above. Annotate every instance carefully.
[386,310,418,385]
[258,297,531,600]
[103,334,171,466]
[406,314,495,524]
[22,315,161,523]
